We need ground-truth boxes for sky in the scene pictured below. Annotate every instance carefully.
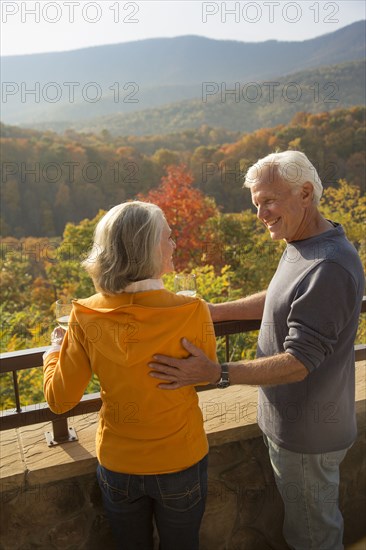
[1,0,365,56]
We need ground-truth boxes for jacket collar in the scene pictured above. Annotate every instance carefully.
[123,278,165,293]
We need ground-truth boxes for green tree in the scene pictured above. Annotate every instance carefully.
[320,179,366,265]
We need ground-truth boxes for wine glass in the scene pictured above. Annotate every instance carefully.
[55,298,73,330]
[174,274,197,297]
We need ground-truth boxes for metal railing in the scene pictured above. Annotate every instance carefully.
[1,298,365,445]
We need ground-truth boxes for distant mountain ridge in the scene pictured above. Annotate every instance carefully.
[23,59,366,136]
[1,20,365,126]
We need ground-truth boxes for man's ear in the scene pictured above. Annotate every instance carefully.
[301,182,314,205]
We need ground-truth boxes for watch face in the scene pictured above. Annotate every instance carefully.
[217,379,230,389]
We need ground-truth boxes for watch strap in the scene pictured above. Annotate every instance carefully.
[216,362,230,388]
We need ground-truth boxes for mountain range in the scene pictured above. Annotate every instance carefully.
[1,21,365,125]
[24,59,365,136]
[1,20,365,132]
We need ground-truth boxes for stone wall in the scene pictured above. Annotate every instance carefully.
[1,430,365,550]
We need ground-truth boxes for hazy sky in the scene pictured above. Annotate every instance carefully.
[1,1,365,56]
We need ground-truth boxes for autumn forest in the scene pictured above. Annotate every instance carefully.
[1,106,365,409]
[1,107,365,237]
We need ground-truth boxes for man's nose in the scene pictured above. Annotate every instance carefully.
[257,205,267,220]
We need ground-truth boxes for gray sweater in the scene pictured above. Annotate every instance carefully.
[257,223,364,453]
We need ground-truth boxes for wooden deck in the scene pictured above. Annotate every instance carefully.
[1,360,365,491]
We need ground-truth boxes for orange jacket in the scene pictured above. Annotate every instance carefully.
[43,290,217,474]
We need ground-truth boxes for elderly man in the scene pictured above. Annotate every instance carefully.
[149,150,365,550]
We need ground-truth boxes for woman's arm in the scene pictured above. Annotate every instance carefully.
[43,324,92,414]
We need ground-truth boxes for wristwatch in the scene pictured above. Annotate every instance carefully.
[216,363,230,389]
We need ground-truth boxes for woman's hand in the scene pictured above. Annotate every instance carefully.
[51,326,66,346]
[43,326,66,360]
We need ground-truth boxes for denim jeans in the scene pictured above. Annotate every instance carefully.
[97,455,208,550]
[264,435,348,550]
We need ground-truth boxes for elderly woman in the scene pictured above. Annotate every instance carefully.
[43,201,217,550]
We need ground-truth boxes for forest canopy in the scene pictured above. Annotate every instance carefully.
[1,107,365,237]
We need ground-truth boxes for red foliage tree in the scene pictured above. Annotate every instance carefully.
[138,165,218,270]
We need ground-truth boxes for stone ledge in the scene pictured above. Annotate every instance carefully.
[1,361,365,492]
[0,428,25,489]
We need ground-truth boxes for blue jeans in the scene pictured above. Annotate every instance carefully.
[97,455,208,550]
[264,435,348,550]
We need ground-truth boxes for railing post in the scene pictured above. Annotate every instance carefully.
[12,371,22,413]
[225,334,230,362]
[44,417,78,447]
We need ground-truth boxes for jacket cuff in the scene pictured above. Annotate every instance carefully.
[43,345,61,361]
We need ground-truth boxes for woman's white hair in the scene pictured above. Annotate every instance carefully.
[244,151,323,204]
[82,201,166,294]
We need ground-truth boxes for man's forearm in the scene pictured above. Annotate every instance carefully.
[226,352,308,386]
[210,290,266,322]
[149,342,309,390]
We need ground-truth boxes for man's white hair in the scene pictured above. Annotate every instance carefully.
[244,151,323,204]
